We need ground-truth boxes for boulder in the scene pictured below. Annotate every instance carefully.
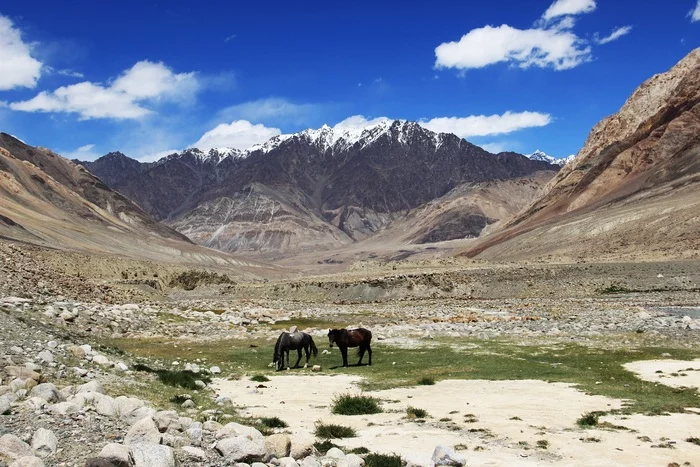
[96,443,134,467]
[210,366,221,374]
[339,454,364,467]
[431,446,465,467]
[202,420,223,432]
[77,380,105,394]
[8,456,45,467]
[180,446,206,461]
[0,434,34,464]
[22,397,46,411]
[125,417,162,445]
[31,428,57,458]
[186,423,203,446]
[301,457,321,467]
[29,383,61,403]
[94,393,118,417]
[215,436,267,462]
[130,442,175,467]
[92,355,112,367]
[4,367,40,382]
[47,402,79,416]
[216,422,264,442]
[0,395,11,415]
[326,448,345,459]
[154,410,180,433]
[265,434,291,458]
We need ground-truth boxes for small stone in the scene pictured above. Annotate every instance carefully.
[29,383,61,403]
[265,434,291,459]
[312,365,321,372]
[210,366,221,375]
[46,341,58,349]
[215,436,267,462]
[73,367,89,377]
[181,446,206,460]
[36,351,53,364]
[92,355,112,366]
[431,445,465,467]
[181,400,195,409]
[340,454,365,467]
[194,380,206,389]
[326,448,345,459]
[47,402,79,416]
[0,395,11,415]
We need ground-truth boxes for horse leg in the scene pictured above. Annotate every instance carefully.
[304,345,310,368]
[294,348,302,368]
[340,346,348,367]
[285,349,290,370]
[367,344,372,366]
[357,346,365,365]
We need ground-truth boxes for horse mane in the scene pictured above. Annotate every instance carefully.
[273,332,287,362]
[309,335,318,357]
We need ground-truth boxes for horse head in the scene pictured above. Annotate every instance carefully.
[327,329,337,348]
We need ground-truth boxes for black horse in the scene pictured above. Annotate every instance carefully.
[272,331,318,371]
[327,328,372,367]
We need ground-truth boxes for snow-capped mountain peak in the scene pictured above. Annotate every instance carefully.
[526,150,574,167]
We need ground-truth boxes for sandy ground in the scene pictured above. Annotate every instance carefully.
[624,359,700,389]
[214,373,700,466]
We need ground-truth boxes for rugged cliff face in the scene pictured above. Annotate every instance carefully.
[462,48,700,261]
[81,121,557,255]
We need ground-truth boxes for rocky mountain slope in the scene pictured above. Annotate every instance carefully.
[81,121,557,255]
[0,134,263,270]
[462,47,700,261]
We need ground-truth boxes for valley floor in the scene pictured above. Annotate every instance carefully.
[1,239,699,466]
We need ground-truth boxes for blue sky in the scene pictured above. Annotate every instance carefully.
[0,0,699,161]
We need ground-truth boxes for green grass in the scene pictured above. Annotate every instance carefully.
[259,416,287,428]
[406,406,428,419]
[331,394,382,415]
[250,375,270,382]
[417,376,435,385]
[314,422,357,438]
[364,453,403,467]
[105,335,700,416]
[577,412,602,428]
[313,440,341,454]
[686,437,700,446]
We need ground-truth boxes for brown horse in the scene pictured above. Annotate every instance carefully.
[327,328,372,367]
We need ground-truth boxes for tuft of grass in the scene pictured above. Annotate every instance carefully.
[313,440,341,454]
[406,406,428,419]
[364,453,403,467]
[582,437,601,443]
[598,284,632,295]
[133,363,212,390]
[577,411,603,428]
[260,416,288,428]
[418,376,435,385]
[348,447,370,454]
[169,394,192,404]
[536,440,550,449]
[331,394,382,415]
[314,422,357,439]
[250,375,270,382]
[686,437,700,446]
[509,416,522,421]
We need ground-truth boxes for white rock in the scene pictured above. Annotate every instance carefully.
[92,355,112,367]
[47,402,79,416]
[72,367,88,377]
[94,393,118,417]
[215,436,267,462]
[216,422,264,442]
[36,351,53,364]
[21,398,46,411]
[277,457,298,467]
[312,365,321,372]
[0,395,11,415]
[154,410,180,432]
[131,442,175,467]
[31,428,57,458]
[301,456,321,467]
[0,434,34,464]
[339,454,364,467]
[125,417,162,445]
[8,456,45,467]
[186,423,203,446]
[97,443,134,467]
[46,341,58,349]
[29,384,61,403]
[77,380,105,394]
[325,448,345,459]
[403,453,435,467]
[210,366,221,374]
[264,434,291,458]
[116,362,129,371]
[431,445,465,467]
[181,446,206,460]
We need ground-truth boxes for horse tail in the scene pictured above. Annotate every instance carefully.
[309,336,318,357]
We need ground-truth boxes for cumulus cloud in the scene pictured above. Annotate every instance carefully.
[435,24,591,71]
[333,115,391,131]
[62,143,100,161]
[691,1,700,22]
[419,111,552,138]
[10,61,199,120]
[193,120,281,151]
[542,0,596,20]
[594,26,633,45]
[0,14,43,90]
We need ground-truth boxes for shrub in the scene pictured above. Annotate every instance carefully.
[133,363,212,390]
[313,440,341,454]
[250,375,270,382]
[364,453,403,467]
[417,376,435,385]
[260,416,287,428]
[406,406,428,419]
[314,422,357,439]
[331,394,382,415]
[577,411,602,428]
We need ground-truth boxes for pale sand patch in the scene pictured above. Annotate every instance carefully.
[624,358,700,389]
[213,374,700,466]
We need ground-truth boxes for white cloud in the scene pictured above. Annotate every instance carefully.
[691,1,700,22]
[224,34,237,43]
[594,26,633,45]
[542,0,596,20]
[0,15,43,90]
[62,143,101,161]
[419,111,552,138]
[333,115,391,131]
[479,142,514,154]
[137,149,180,163]
[10,60,199,120]
[435,24,591,71]
[193,120,281,151]
[57,69,85,78]
[217,97,318,125]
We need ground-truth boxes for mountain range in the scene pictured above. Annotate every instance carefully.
[80,121,557,255]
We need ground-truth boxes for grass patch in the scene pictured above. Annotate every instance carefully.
[250,375,270,382]
[348,447,370,454]
[406,406,428,419]
[536,440,549,449]
[686,437,700,446]
[259,416,287,428]
[577,411,603,428]
[314,422,357,439]
[417,376,435,385]
[331,394,382,415]
[313,440,341,454]
[169,394,192,404]
[364,453,403,467]
[132,363,211,390]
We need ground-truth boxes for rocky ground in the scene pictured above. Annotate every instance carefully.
[1,239,699,466]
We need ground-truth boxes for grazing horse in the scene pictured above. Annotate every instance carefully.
[327,328,372,367]
[272,331,318,371]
